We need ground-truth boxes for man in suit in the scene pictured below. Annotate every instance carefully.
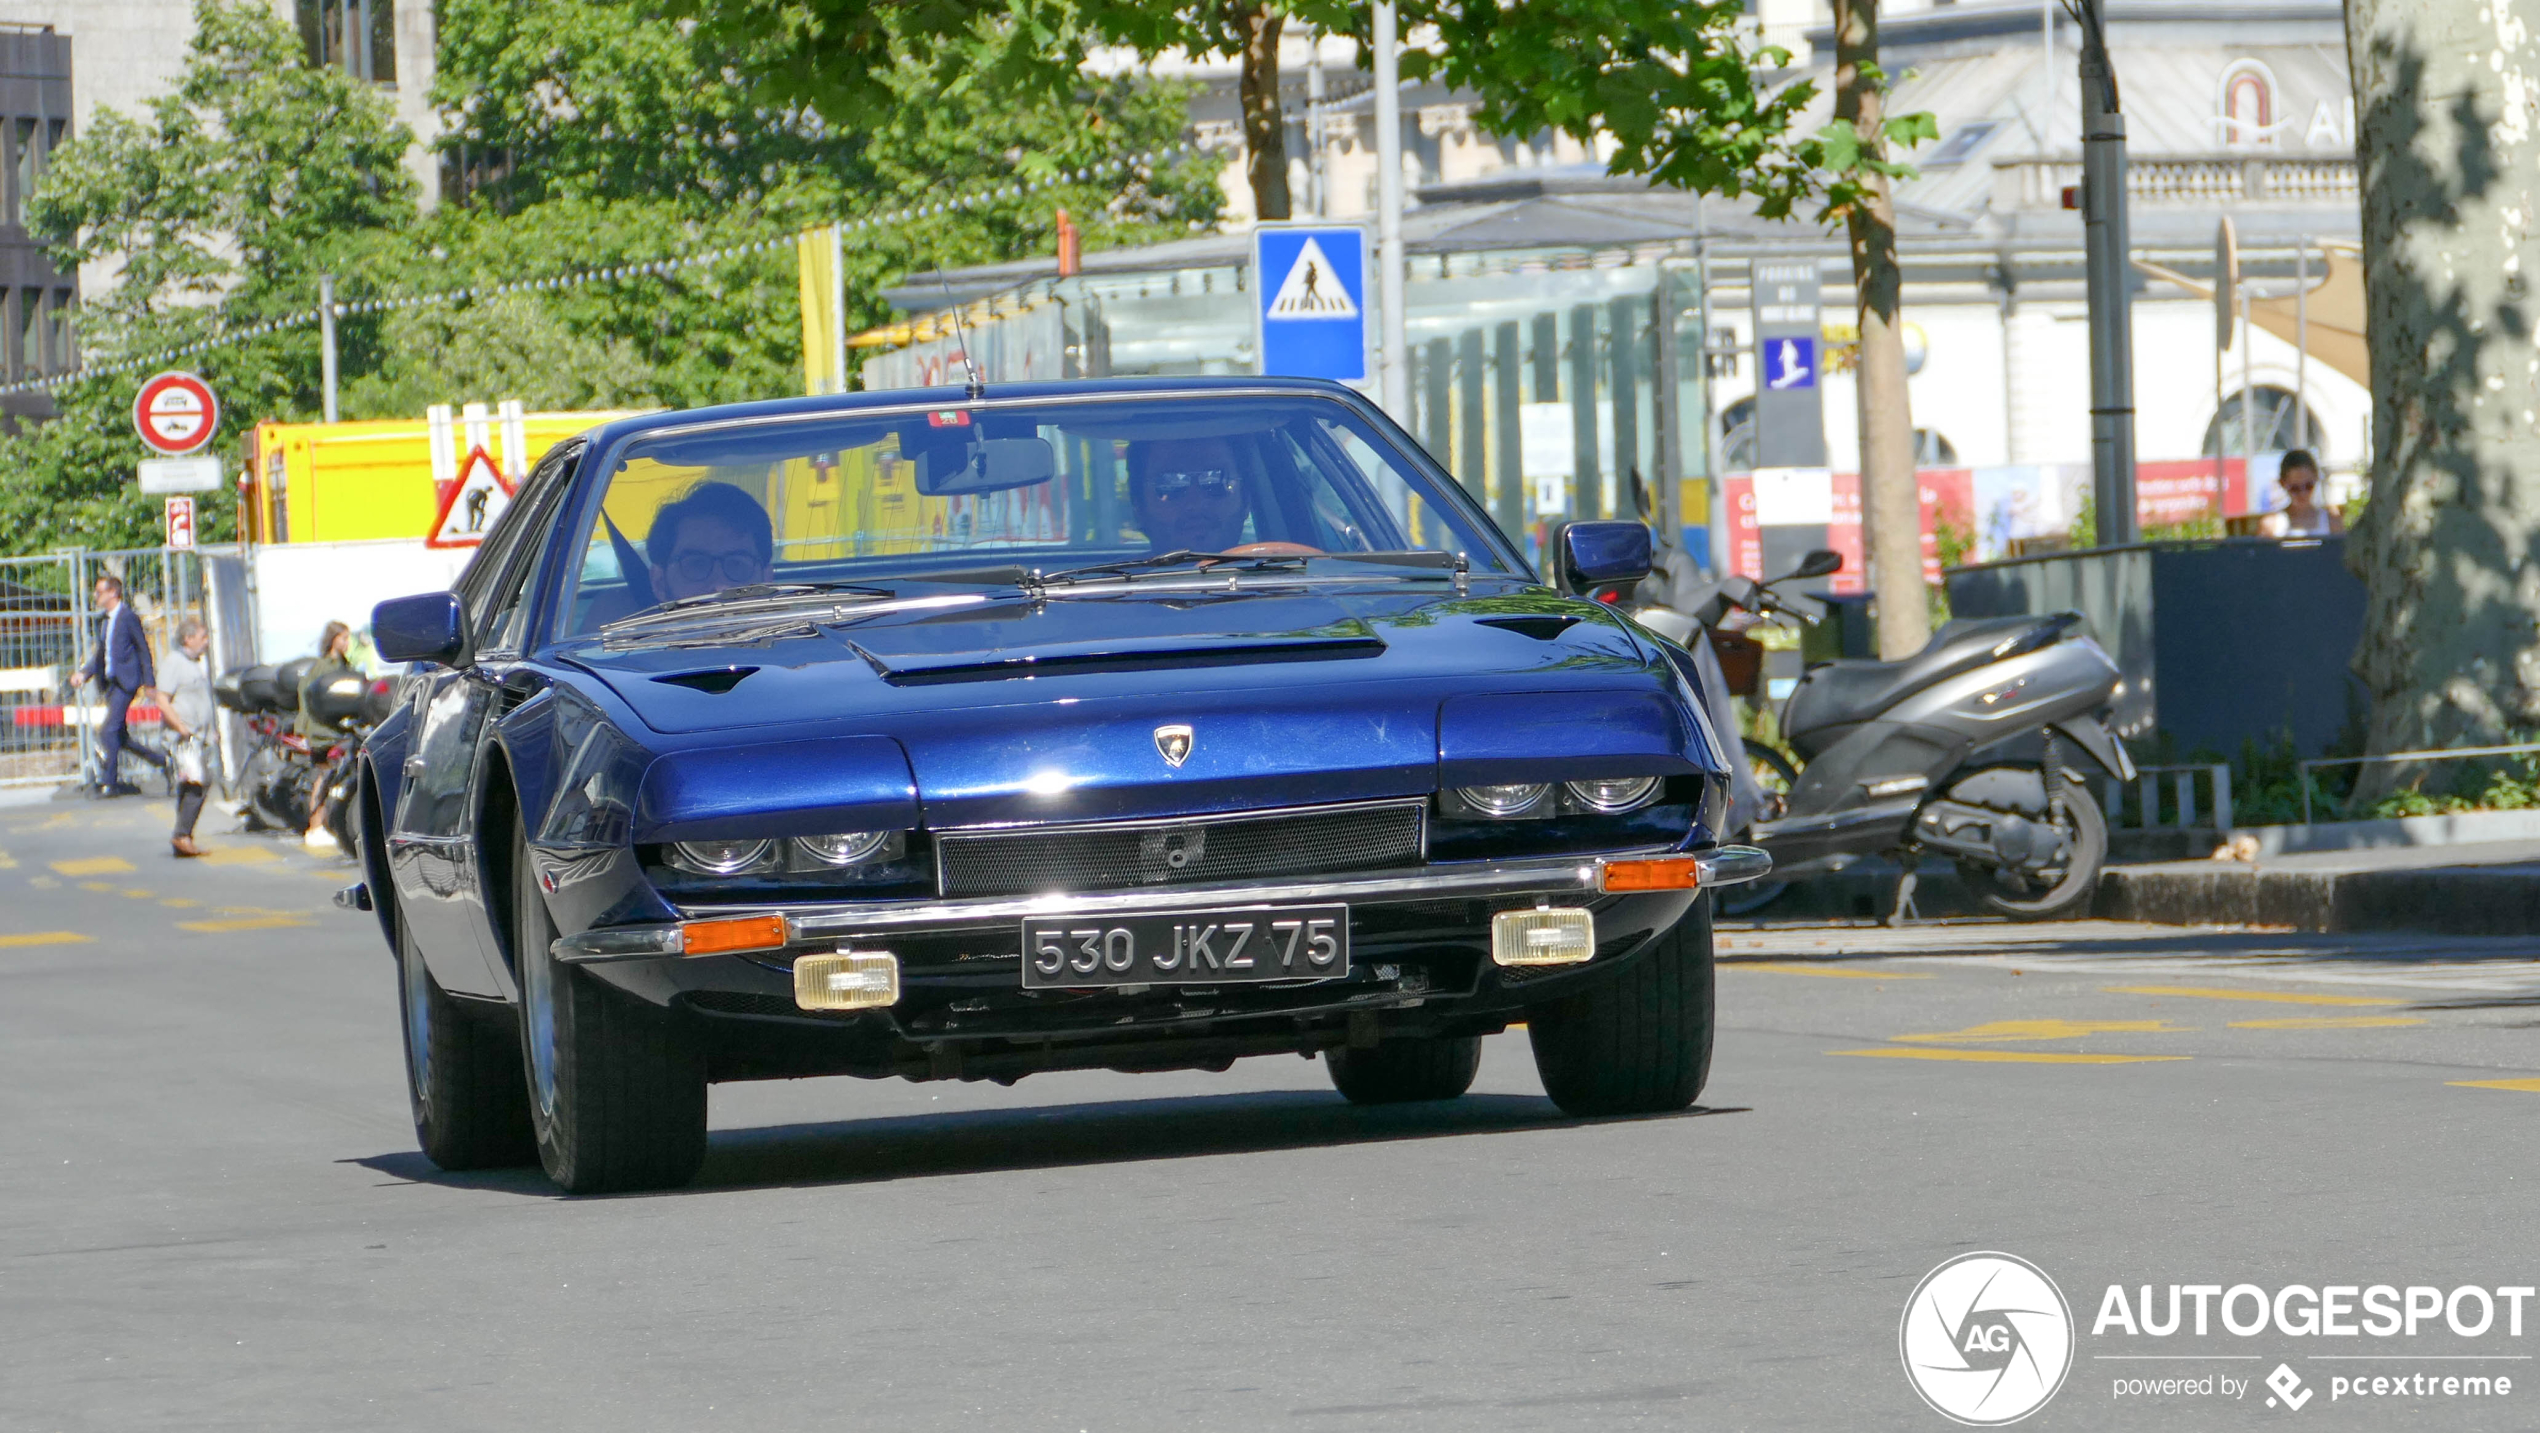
[71,575,169,797]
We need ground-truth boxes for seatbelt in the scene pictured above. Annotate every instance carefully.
[601,509,657,611]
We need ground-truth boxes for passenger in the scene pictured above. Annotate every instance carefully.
[2265,449,2343,537]
[649,481,775,601]
[1127,437,1255,554]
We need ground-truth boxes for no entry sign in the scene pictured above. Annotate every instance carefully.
[133,371,220,455]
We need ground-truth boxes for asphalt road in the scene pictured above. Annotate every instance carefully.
[7,790,2540,1431]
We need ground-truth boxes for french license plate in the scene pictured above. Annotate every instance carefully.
[1020,906,1349,989]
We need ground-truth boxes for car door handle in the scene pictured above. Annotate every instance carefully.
[404,757,427,776]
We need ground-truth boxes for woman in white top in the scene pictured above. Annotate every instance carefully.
[159,619,216,857]
[2265,449,2344,537]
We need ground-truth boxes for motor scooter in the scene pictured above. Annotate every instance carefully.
[1637,549,2136,921]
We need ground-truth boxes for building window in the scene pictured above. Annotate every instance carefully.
[12,118,35,230]
[2204,384,2325,458]
[47,288,70,374]
[19,288,42,376]
[297,0,397,82]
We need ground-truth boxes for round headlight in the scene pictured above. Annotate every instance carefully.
[669,838,776,875]
[1457,783,1553,818]
[1564,776,1663,813]
[794,831,892,867]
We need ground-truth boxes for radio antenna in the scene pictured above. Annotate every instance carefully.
[931,262,985,400]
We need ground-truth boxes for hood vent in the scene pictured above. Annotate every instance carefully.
[1476,615,1581,641]
[652,666,759,695]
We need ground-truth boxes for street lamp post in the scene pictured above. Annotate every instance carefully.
[2075,0,2138,544]
[1373,0,1409,423]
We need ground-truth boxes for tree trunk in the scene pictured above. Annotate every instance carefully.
[2346,0,2540,800]
[1238,3,1292,222]
[1830,0,1929,662]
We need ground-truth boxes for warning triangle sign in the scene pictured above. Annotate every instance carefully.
[425,445,518,548]
[1265,237,1358,319]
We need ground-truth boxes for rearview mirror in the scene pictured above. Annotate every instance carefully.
[1779,548,1843,581]
[373,591,466,667]
[1559,521,1653,594]
[915,437,1057,498]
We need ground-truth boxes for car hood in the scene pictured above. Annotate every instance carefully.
[561,585,1674,825]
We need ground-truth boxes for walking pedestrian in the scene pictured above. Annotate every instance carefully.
[70,575,169,797]
[160,620,217,858]
[299,621,354,853]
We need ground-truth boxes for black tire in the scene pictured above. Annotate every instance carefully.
[1526,897,1716,1116]
[1957,782,2108,922]
[397,909,535,1170]
[513,822,707,1194]
[1327,1035,1483,1104]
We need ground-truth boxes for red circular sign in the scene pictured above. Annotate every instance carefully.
[133,371,220,455]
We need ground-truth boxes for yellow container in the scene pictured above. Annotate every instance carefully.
[241,411,639,544]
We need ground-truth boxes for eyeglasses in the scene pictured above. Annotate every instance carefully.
[1147,468,1242,501]
[2283,480,2317,494]
[668,550,762,584]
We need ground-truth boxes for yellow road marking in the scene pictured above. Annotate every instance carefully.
[51,856,134,876]
[0,850,16,868]
[2105,984,2396,1007]
[159,897,199,908]
[1831,1047,2190,1065]
[2450,1078,2540,1094]
[1894,1019,2189,1043]
[28,875,57,888]
[197,846,280,866]
[179,914,314,932]
[0,931,93,948]
[78,881,113,892]
[120,887,151,898]
[1730,962,1933,980]
[2231,1016,2425,1030]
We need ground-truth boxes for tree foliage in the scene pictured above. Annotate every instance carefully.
[1,0,1217,554]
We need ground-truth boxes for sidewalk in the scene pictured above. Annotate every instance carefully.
[2095,839,2540,935]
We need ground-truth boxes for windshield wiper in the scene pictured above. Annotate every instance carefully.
[600,581,898,637]
[1031,549,1467,591]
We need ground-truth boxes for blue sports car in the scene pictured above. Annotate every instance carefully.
[345,377,1767,1193]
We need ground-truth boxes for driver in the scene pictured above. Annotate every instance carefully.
[648,481,775,602]
[1127,437,1254,554]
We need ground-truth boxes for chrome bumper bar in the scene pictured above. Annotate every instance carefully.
[552,845,1772,965]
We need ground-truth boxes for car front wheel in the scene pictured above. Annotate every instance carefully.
[1525,897,1715,1116]
[513,823,707,1194]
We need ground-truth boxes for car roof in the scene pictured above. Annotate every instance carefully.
[574,375,1375,454]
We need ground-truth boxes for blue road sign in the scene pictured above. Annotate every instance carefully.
[1763,335,1818,391]
[1254,225,1368,381]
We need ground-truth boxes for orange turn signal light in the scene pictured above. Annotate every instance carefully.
[1599,857,1704,893]
[680,914,788,956]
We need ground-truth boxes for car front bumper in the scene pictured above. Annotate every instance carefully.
[545,845,1773,964]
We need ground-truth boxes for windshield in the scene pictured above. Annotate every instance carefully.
[554,395,1513,635]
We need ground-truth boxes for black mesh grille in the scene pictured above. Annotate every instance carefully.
[937,803,1424,899]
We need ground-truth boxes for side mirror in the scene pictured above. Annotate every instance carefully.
[915,437,1057,497]
[1785,548,1843,580]
[373,591,467,667]
[1559,521,1653,594]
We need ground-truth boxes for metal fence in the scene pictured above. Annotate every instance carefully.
[2104,763,2236,834]
[0,546,253,791]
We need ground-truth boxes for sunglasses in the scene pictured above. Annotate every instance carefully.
[1148,468,1242,501]
[667,550,762,584]
[2283,480,2317,494]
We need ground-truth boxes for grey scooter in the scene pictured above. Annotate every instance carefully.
[1638,550,2136,922]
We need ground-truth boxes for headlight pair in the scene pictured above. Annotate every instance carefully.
[667,830,902,876]
[1441,776,1665,821]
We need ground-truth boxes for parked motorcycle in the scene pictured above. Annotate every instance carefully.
[1638,549,2136,921]
[213,659,394,846]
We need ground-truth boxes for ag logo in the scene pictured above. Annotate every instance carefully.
[1153,723,1194,768]
[1900,1252,2074,1425]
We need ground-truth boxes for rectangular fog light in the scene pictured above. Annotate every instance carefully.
[794,950,901,1011]
[1491,908,1595,967]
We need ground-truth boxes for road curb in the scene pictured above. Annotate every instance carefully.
[2095,861,2540,934]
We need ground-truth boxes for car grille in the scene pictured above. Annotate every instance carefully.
[936,801,1426,899]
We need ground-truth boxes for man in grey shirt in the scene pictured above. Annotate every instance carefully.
[158,620,216,857]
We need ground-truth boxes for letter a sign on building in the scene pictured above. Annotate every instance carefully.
[1254,224,1368,382]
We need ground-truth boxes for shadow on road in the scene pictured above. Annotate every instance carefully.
[349,1091,1747,1198]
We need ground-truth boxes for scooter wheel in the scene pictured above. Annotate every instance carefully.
[1959,789,2107,921]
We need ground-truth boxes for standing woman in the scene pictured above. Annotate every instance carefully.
[159,619,217,857]
[298,621,354,853]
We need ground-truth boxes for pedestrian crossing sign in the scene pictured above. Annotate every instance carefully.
[1254,223,1368,381]
[425,445,518,549]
